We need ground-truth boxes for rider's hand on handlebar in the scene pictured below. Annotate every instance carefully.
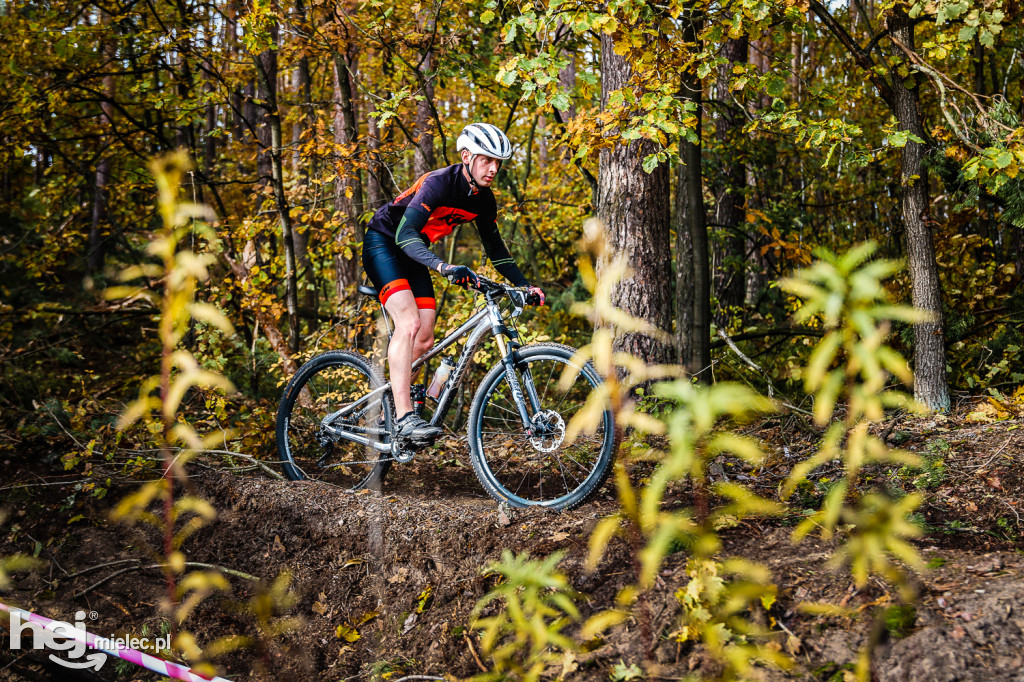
[440,263,480,289]
[525,285,545,306]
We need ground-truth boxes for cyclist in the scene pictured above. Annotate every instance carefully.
[362,122,545,449]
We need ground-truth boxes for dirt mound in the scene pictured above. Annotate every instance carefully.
[191,474,622,679]
[181,473,1024,680]
[876,577,1024,681]
[4,440,1024,680]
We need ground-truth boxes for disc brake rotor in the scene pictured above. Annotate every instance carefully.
[529,410,566,452]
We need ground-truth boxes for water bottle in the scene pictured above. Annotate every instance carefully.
[426,357,456,400]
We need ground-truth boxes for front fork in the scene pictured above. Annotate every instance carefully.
[490,313,541,431]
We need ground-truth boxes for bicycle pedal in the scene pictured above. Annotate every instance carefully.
[394,448,417,463]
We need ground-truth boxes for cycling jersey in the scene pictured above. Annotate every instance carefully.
[365,163,528,298]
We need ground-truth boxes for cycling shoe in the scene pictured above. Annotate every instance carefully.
[395,412,441,448]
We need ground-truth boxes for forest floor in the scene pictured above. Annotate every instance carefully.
[1,403,1023,681]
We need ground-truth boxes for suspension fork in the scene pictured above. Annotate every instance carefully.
[488,304,540,430]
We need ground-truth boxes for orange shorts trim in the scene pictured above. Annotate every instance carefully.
[379,279,411,306]
[415,297,436,311]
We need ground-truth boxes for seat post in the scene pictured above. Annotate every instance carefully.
[357,282,392,339]
[377,302,394,340]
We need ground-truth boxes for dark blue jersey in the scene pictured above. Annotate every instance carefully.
[366,163,527,286]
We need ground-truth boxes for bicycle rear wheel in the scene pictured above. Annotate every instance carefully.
[276,350,393,490]
[468,343,617,511]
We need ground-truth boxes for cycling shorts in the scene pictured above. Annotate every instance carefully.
[361,228,436,310]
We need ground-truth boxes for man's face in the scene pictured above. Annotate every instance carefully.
[462,151,501,187]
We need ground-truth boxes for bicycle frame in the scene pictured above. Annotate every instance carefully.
[321,283,537,455]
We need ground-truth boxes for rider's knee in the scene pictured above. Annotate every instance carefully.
[396,315,421,339]
[415,327,434,347]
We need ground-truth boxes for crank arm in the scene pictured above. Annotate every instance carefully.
[321,425,392,453]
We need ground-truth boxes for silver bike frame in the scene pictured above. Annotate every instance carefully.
[321,293,530,453]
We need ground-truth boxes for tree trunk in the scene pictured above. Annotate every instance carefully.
[366,95,388,209]
[88,20,117,274]
[254,48,274,187]
[712,35,749,318]
[887,8,950,412]
[598,31,673,364]
[556,21,578,122]
[253,26,300,353]
[744,165,770,306]
[290,0,316,322]
[677,12,710,378]
[413,11,436,176]
[333,48,365,302]
[291,29,311,174]
[538,116,549,185]
[203,62,218,174]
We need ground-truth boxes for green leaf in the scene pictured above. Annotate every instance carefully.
[957,26,977,42]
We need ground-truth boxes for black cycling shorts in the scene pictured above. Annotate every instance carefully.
[361,228,436,310]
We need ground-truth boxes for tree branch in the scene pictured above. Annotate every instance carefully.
[808,0,896,110]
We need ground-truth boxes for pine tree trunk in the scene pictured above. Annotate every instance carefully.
[598,32,673,364]
[888,8,950,411]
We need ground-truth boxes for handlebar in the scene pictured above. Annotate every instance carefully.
[444,273,532,307]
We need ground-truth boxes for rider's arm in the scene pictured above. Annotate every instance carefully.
[477,213,529,287]
[393,207,444,272]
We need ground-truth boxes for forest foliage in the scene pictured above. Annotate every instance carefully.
[1,0,1022,405]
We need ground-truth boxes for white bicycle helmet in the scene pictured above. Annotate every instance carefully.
[456,123,513,160]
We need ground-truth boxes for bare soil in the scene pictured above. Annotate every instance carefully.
[1,409,1023,681]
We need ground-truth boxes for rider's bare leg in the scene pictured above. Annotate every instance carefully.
[413,308,437,371]
[384,291,436,417]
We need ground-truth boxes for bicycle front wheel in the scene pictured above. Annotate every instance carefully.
[276,350,393,490]
[468,343,617,511]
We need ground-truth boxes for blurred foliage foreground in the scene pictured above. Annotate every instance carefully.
[468,225,937,682]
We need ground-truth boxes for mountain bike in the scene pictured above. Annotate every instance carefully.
[275,276,617,511]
